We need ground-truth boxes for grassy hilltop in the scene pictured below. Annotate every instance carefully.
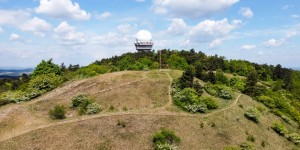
[1,50,300,149]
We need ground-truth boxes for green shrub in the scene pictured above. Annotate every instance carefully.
[71,94,87,108]
[0,98,10,106]
[25,88,43,99]
[202,97,219,109]
[246,135,255,142]
[78,99,93,115]
[216,70,229,85]
[31,59,62,79]
[28,73,63,92]
[218,89,233,99]
[272,109,292,124]
[200,122,204,128]
[117,120,126,128]
[230,77,245,91]
[173,86,220,113]
[211,122,216,127]
[204,83,218,96]
[239,142,252,150]
[223,146,240,150]
[86,102,101,114]
[71,95,101,115]
[244,107,261,123]
[183,103,207,113]
[0,90,28,105]
[153,128,180,150]
[173,88,198,107]
[272,122,288,136]
[256,95,275,108]
[288,133,300,145]
[156,143,178,150]
[109,105,115,111]
[261,140,266,147]
[123,106,128,111]
[204,83,233,99]
[171,79,181,95]
[75,64,109,78]
[193,80,203,96]
[49,105,66,119]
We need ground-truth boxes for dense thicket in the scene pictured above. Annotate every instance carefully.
[94,49,294,91]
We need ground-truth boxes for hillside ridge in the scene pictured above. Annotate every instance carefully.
[0,70,298,149]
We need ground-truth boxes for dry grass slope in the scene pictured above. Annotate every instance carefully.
[0,70,298,150]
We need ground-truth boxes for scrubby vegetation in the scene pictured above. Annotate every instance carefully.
[204,83,233,99]
[71,94,101,115]
[172,67,222,113]
[244,107,261,123]
[271,121,300,145]
[152,128,180,150]
[49,105,66,119]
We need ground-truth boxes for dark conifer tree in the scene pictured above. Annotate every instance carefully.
[244,69,260,96]
[195,64,204,80]
[207,70,216,84]
[179,66,195,89]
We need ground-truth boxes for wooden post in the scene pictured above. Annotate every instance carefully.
[160,50,162,70]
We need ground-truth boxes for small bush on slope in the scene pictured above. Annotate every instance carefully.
[204,83,233,99]
[244,107,261,123]
[49,105,66,119]
[71,94,101,115]
[152,128,180,150]
[173,87,219,113]
[230,77,245,92]
[272,122,288,136]
[71,94,88,108]
[0,90,28,105]
[85,102,101,114]
[288,133,300,145]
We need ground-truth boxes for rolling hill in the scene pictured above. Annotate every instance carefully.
[0,68,34,79]
[0,70,298,150]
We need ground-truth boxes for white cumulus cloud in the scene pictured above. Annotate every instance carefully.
[117,24,135,34]
[263,39,284,47]
[91,32,130,46]
[283,4,293,10]
[188,18,241,43]
[167,18,187,36]
[291,14,300,18]
[18,17,52,37]
[152,0,239,19]
[209,38,224,49]
[54,21,86,45]
[35,0,91,21]
[95,12,112,20]
[240,44,257,50]
[239,7,254,18]
[0,9,30,26]
[9,33,21,41]
[0,9,52,36]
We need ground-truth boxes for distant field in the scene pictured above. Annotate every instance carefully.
[0,68,33,78]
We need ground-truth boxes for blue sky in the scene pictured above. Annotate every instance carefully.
[0,0,299,68]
